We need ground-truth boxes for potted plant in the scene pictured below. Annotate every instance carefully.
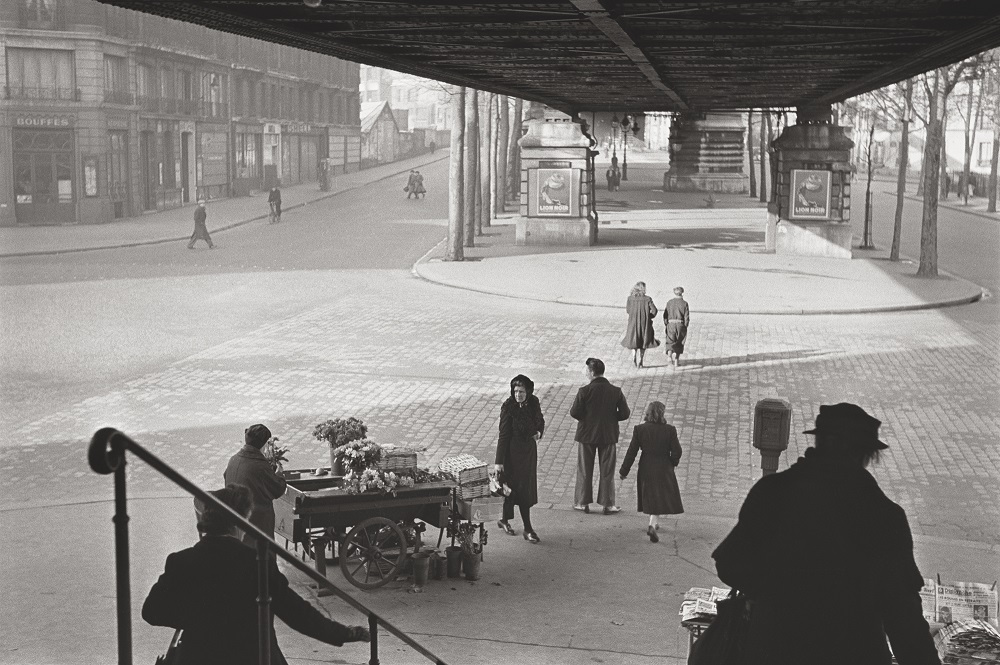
[313,417,367,475]
[456,523,483,581]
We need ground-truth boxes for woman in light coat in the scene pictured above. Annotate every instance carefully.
[620,281,659,368]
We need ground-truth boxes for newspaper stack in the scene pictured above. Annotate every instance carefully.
[438,454,490,499]
[679,587,732,622]
[934,619,1000,663]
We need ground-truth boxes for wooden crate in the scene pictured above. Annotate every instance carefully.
[455,496,505,522]
[457,480,491,500]
[381,451,418,473]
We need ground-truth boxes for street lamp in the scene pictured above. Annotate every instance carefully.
[620,114,641,181]
[611,112,619,162]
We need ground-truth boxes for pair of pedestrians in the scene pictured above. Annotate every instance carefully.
[620,282,690,368]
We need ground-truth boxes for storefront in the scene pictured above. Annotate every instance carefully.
[197,121,230,201]
[138,117,183,211]
[232,122,263,196]
[11,113,77,225]
[282,122,321,185]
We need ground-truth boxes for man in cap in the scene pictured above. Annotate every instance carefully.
[187,199,215,249]
[224,424,287,544]
[710,403,939,664]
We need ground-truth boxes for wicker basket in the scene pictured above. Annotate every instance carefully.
[457,480,491,500]
[381,451,418,473]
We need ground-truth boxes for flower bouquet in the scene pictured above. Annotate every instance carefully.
[330,439,383,476]
[344,468,416,496]
[313,417,368,474]
[262,436,289,472]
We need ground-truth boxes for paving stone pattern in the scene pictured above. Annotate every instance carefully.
[2,272,997,544]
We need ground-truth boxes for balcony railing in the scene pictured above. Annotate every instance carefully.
[136,95,160,112]
[200,101,230,119]
[5,86,81,102]
[104,89,135,105]
[18,2,65,29]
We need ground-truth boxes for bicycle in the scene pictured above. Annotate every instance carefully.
[269,201,281,224]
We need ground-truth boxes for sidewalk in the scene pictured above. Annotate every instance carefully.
[414,208,985,315]
[0,150,449,258]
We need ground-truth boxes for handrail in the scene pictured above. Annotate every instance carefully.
[88,427,447,665]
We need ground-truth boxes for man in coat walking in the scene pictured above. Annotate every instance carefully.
[187,199,215,249]
[570,357,631,514]
[711,403,940,664]
[224,424,287,544]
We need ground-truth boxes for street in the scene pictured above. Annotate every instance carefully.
[0,160,998,664]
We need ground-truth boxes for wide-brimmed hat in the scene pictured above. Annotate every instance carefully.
[803,403,888,450]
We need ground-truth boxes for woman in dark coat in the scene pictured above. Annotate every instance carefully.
[143,485,369,665]
[620,281,659,368]
[663,286,690,367]
[618,401,684,542]
[494,374,545,543]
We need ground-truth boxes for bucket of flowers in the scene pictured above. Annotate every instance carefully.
[313,417,368,475]
[262,436,289,473]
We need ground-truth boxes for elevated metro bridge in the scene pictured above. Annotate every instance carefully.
[96,0,1000,112]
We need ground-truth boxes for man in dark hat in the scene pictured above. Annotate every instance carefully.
[224,424,287,545]
[710,403,939,664]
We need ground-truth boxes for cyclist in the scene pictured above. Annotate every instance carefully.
[268,185,282,223]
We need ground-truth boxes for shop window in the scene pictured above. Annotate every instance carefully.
[5,47,76,101]
[13,129,75,205]
[103,55,131,104]
[108,130,129,202]
[162,131,175,187]
[19,0,62,29]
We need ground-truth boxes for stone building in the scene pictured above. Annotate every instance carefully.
[0,0,361,226]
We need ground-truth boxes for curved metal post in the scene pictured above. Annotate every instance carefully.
[257,538,272,665]
[369,614,379,665]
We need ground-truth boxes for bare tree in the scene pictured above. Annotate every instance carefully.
[495,95,509,215]
[507,98,523,200]
[478,93,492,233]
[892,78,914,261]
[447,86,465,261]
[760,111,771,203]
[747,110,757,198]
[990,61,1000,212]
[919,69,944,277]
[464,89,479,246]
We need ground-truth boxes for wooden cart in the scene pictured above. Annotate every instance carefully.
[274,470,456,590]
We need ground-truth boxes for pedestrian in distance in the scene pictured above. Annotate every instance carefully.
[711,403,940,665]
[267,184,282,223]
[404,170,417,199]
[187,200,215,249]
[621,281,659,368]
[142,484,370,665]
[494,374,545,543]
[571,357,631,515]
[618,401,684,543]
[663,286,690,367]
[429,139,437,154]
[412,170,426,199]
[223,424,287,545]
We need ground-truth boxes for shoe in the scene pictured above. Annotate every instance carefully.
[524,530,540,544]
[603,505,621,515]
[572,504,590,513]
[647,526,659,543]
[498,520,516,536]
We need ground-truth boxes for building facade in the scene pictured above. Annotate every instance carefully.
[0,0,361,226]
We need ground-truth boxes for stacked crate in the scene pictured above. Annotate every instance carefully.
[438,454,491,500]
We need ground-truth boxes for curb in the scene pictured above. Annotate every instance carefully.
[411,251,986,315]
[0,154,450,259]
[896,191,1000,222]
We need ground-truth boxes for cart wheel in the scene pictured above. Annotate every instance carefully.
[339,517,408,590]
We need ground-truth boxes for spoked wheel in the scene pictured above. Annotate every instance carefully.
[339,517,408,590]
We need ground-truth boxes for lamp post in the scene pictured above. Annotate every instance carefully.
[611,112,619,162]
[619,114,641,181]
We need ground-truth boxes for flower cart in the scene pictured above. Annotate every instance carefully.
[275,470,456,590]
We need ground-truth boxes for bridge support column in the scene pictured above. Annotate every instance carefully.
[663,112,748,193]
[514,108,595,246]
[770,107,855,259]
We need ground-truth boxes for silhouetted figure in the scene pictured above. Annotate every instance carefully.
[495,374,545,543]
[712,403,940,665]
[187,200,214,249]
[224,424,286,544]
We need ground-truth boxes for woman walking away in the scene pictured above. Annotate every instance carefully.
[495,374,545,543]
[621,281,659,368]
[618,401,684,542]
[663,286,690,367]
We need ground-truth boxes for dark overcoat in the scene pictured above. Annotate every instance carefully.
[224,445,287,543]
[663,297,689,355]
[621,295,660,350]
[619,422,684,515]
[495,374,545,507]
[711,448,939,665]
[570,376,631,447]
[142,535,353,665]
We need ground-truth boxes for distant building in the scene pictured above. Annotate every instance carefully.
[360,100,400,167]
[1,0,362,226]
[360,65,453,132]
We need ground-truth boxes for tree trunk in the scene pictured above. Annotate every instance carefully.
[495,95,509,215]
[464,89,479,246]
[507,98,523,201]
[891,78,913,261]
[862,122,876,248]
[939,105,949,199]
[918,70,942,277]
[760,111,772,203]
[747,110,757,198]
[479,93,492,232]
[446,87,465,261]
[961,78,977,205]
[989,126,1000,213]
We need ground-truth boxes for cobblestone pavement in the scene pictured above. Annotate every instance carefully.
[3,270,997,544]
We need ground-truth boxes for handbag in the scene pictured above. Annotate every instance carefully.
[489,470,510,497]
[154,629,183,665]
[688,590,750,665]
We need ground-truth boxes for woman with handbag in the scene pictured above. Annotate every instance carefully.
[142,484,370,665]
[495,374,545,543]
[618,400,684,542]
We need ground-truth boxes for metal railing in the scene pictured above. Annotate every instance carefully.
[5,86,80,101]
[104,89,135,105]
[88,428,447,665]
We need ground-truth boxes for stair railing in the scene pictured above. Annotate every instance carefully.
[88,427,447,665]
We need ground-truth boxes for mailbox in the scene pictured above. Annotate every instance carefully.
[753,398,791,475]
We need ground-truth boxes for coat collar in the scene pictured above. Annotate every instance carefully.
[237,444,266,460]
[589,376,610,385]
